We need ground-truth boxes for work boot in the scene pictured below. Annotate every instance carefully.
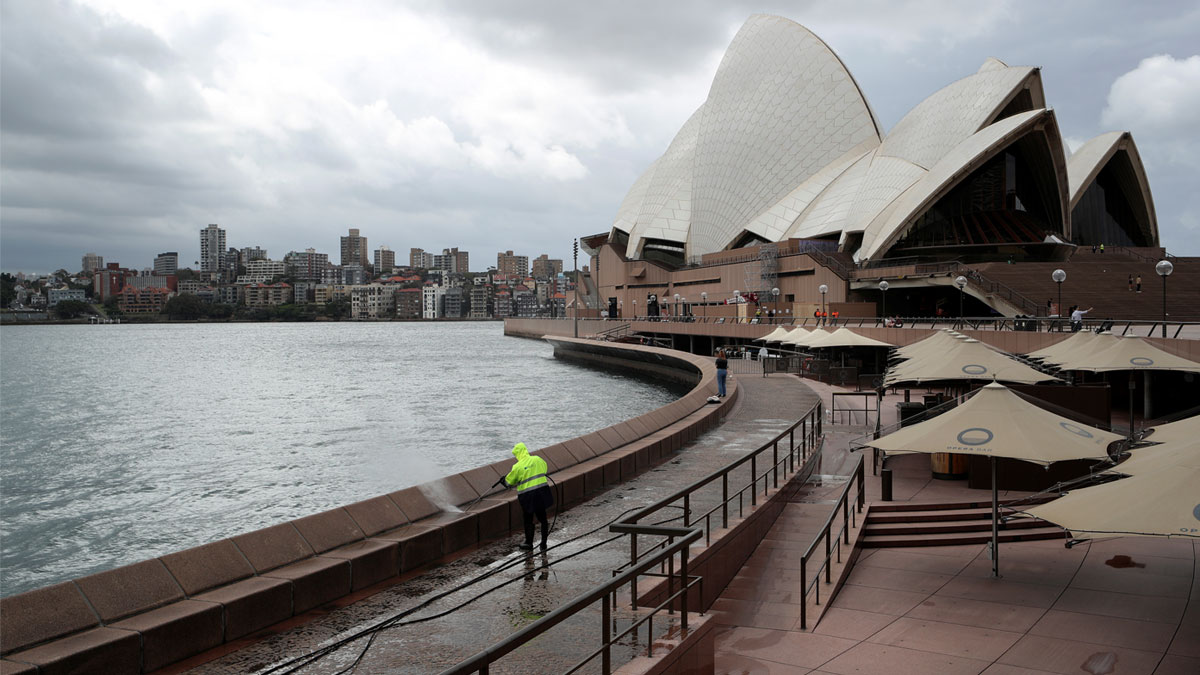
[518,542,534,551]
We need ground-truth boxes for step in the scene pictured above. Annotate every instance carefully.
[868,495,1056,513]
[861,526,1065,548]
[862,518,1049,537]
[866,507,997,524]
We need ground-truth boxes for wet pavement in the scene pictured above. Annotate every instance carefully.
[186,372,821,674]
[713,379,1200,675]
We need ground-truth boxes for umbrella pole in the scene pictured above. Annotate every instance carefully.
[991,455,1000,578]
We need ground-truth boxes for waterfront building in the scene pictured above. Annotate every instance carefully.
[513,285,538,317]
[409,247,434,269]
[92,263,135,301]
[340,228,369,269]
[239,247,267,266]
[222,247,240,283]
[238,259,288,284]
[291,281,314,303]
[216,285,238,305]
[443,286,464,318]
[244,282,293,307]
[125,275,178,292]
[494,289,513,318]
[116,286,170,313]
[374,246,396,275]
[81,252,104,274]
[395,287,422,319]
[328,264,366,286]
[284,248,329,281]
[592,14,1165,320]
[47,288,86,307]
[350,284,393,319]
[199,224,225,274]
[531,254,563,280]
[469,284,493,318]
[153,252,178,276]
[497,250,529,277]
[422,284,445,319]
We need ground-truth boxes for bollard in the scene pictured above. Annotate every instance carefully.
[881,468,893,501]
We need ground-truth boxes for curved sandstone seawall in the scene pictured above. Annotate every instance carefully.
[0,337,737,675]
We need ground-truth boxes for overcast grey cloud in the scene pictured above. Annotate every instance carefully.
[2,0,1197,274]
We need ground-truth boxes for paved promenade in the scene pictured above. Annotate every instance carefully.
[182,372,820,674]
[712,379,1200,675]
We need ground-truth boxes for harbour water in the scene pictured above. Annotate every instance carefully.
[0,322,680,597]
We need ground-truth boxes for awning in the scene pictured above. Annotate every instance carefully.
[805,327,895,349]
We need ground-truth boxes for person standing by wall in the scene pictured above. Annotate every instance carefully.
[1136,275,1142,293]
[503,443,554,551]
[715,349,728,398]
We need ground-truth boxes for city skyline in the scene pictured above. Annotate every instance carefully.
[3,1,1198,274]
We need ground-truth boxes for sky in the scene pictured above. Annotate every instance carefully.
[2,0,1198,275]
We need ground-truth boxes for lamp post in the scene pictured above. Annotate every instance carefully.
[878,280,889,322]
[674,293,680,321]
[1156,260,1173,338]
[632,299,637,319]
[818,284,828,326]
[701,291,707,320]
[733,290,741,323]
[573,238,579,338]
[1052,269,1066,331]
[771,287,779,323]
[618,299,622,319]
[954,275,967,323]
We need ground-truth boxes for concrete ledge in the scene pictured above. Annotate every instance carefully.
[0,659,38,675]
[262,557,351,614]
[110,599,223,672]
[614,613,717,675]
[194,576,292,641]
[0,339,738,672]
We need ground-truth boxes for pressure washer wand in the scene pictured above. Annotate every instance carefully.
[463,477,508,512]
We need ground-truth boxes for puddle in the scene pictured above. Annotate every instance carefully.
[1081,651,1117,674]
[1104,555,1145,569]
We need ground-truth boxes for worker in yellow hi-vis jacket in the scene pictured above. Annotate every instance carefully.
[503,443,554,550]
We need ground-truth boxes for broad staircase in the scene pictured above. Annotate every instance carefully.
[861,499,1063,548]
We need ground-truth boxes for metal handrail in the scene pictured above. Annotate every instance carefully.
[442,526,702,675]
[799,454,866,629]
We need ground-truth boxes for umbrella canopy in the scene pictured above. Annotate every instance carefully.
[885,338,1061,386]
[893,330,961,360]
[787,328,830,347]
[1108,416,1200,476]
[805,327,895,349]
[754,326,793,342]
[865,382,1122,464]
[1023,465,1200,539]
[776,326,812,346]
[1025,332,1116,366]
[1144,414,1200,445]
[1052,336,1200,373]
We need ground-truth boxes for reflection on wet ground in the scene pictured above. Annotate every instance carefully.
[190,374,820,674]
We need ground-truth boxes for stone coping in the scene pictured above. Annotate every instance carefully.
[0,339,737,674]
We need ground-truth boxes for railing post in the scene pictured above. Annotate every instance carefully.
[683,493,690,528]
[825,529,832,583]
[667,538,676,615]
[681,546,690,634]
[843,495,850,545]
[789,428,794,457]
[801,419,807,457]
[630,535,639,611]
[602,594,612,675]
[800,556,807,630]
[773,440,779,488]
[751,456,757,507]
[722,474,728,529]
[857,460,865,511]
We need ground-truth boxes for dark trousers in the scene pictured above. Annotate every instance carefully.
[522,508,549,545]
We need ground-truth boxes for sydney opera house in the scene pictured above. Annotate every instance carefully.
[586,15,1183,321]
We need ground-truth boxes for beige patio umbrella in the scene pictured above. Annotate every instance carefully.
[885,338,1060,386]
[806,327,896,349]
[754,326,793,343]
[788,328,831,348]
[892,330,960,360]
[1144,414,1200,445]
[1108,436,1199,476]
[1022,463,1200,539]
[1025,331,1117,366]
[864,382,1123,575]
[1053,335,1200,373]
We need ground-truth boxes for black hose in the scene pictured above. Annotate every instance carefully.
[266,503,687,675]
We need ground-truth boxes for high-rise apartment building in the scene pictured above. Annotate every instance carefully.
[82,252,104,273]
[340,228,369,268]
[447,248,469,274]
[154,252,178,276]
[497,250,529,277]
[285,248,329,281]
[374,246,395,274]
[410,247,431,269]
[240,247,267,266]
[199,224,226,273]
[422,285,445,319]
[531,254,563,280]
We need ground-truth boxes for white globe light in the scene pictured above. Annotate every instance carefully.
[1156,260,1174,277]
[955,275,967,289]
[878,280,889,292]
[818,284,828,294]
[1052,269,1066,283]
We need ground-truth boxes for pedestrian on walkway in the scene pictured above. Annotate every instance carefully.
[1136,275,1142,293]
[1070,306,1092,332]
[503,442,554,551]
[1128,274,1134,291]
[715,349,728,397]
